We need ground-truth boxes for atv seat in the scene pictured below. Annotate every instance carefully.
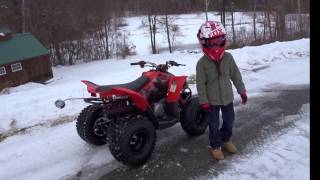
[96,76,150,92]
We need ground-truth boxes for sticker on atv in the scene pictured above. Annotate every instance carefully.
[169,82,177,92]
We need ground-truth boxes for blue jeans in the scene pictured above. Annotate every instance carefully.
[206,102,235,149]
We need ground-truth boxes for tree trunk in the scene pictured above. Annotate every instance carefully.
[152,16,156,53]
[148,15,157,54]
[13,0,22,32]
[231,4,236,44]
[222,0,226,26]
[274,0,287,41]
[68,55,73,65]
[263,11,267,41]
[219,2,223,23]
[205,0,211,21]
[267,11,273,41]
[54,43,64,65]
[104,20,110,59]
[148,15,154,54]
[253,0,257,41]
[21,0,25,32]
[297,0,302,36]
[279,11,286,41]
[165,15,172,53]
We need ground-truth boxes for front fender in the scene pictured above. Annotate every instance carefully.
[166,76,188,103]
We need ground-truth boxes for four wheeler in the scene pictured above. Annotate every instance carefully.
[55,60,209,166]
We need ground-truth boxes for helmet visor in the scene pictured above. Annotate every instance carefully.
[201,36,226,48]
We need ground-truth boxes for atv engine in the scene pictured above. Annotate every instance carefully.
[153,98,180,120]
[153,101,165,118]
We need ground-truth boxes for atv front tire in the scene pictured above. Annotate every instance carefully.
[180,96,209,136]
[109,116,156,167]
[76,105,107,145]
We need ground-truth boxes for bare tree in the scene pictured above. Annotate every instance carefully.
[253,0,257,41]
[103,19,112,59]
[221,0,226,26]
[164,15,172,53]
[297,0,302,36]
[0,0,23,32]
[230,0,236,44]
[158,15,180,53]
[147,14,158,54]
[262,11,267,41]
[1,0,309,66]
[265,0,274,41]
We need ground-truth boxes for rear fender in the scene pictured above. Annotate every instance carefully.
[166,76,187,103]
[81,80,98,94]
[103,87,149,111]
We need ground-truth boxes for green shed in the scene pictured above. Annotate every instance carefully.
[0,31,53,90]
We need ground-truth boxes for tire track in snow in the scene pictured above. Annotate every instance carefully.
[0,115,77,142]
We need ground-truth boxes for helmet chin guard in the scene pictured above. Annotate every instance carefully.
[203,46,226,61]
[197,21,227,61]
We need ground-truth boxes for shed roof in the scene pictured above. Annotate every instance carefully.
[0,26,12,34]
[0,33,49,65]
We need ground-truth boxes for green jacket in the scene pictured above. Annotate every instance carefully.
[196,52,246,105]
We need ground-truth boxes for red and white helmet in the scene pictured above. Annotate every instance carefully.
[197,21,227,61]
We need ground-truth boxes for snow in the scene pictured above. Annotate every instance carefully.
[200,104,310,180]
[0,12,309,180]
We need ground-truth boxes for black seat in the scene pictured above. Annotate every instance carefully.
[96,76,150,92]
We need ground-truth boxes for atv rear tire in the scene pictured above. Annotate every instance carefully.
[180,96,209,136]
[109,116,156,167]
[76,105,107,145]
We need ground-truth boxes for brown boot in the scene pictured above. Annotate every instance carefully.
[210,147,224,160]
[223,142,237,153]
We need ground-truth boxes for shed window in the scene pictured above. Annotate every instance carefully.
[11,63,22,72]
[0,66,6,76]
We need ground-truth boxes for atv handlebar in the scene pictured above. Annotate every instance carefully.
[168,60,186,67]
[130,61,146,67]
[130,60,185,71]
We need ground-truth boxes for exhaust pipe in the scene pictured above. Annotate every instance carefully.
[54,99,66,109]
[54,97,102,109]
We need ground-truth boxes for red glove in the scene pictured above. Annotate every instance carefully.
[200,103,212,112]
[240,92,247,105]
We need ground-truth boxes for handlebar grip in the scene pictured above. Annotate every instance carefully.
[130,62,140,65]
[131,61,145,65]
[168,60,178,66]
[168,60,186,66]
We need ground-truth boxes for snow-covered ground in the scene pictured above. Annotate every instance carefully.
[200,104,310,180]
[0,12,309,180]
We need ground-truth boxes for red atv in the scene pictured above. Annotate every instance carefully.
[55,60,208,166]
